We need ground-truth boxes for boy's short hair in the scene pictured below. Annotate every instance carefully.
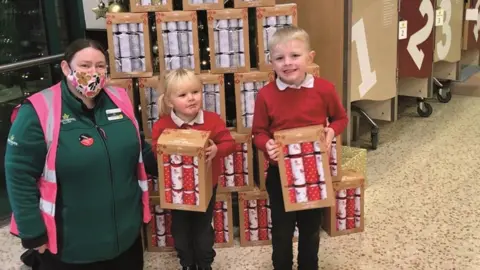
[268,26,311,52]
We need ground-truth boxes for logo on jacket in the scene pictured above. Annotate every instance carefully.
[79,134,94,147]
[7,135,18,146]
[61,113,76,125]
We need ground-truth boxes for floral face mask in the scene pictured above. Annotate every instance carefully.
[66,69,106,98]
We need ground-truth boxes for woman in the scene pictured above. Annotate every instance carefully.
[5,39,156,269]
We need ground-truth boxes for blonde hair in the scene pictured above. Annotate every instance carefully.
[268,26,311,52]
[157,68,201,117]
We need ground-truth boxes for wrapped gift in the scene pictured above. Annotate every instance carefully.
[155,11,201,74]
[212,193,234,248]
[256,4,298,71]
[238,189,298,246]
[183,0,224,11]
[274,125,335,212]
[207,9,251,73]
[322,170,365,237]
[106,13,153,78]
[145,197,175,252]
[197,73,226,121]
[130,0,173,12]
[234,71,270,134]
[157,129,213,212]
[234,0,275,8]
[138,77,161,140]
[218,132,255,193]
[341,146,367,186]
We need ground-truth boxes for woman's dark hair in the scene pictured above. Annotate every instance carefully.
[64,39,108,64]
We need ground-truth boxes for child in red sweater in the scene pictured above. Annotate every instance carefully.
[151,68,236,270]
[252,26,348,270]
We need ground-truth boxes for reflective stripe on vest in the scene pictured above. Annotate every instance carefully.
[10,84,151,254]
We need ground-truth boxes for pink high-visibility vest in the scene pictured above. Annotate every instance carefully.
[9,82,151,254]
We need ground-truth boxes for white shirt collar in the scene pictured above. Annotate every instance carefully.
[276,74,314,91]
[170,110,204,127]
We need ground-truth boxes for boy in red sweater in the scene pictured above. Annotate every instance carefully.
[252,26,348,270]
[151,69,236,270]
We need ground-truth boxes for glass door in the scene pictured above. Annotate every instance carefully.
[0,0,73,222]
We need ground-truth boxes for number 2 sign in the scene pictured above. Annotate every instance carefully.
[398,0,435,78]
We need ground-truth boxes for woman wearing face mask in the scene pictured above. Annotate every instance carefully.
[4,39,156,270]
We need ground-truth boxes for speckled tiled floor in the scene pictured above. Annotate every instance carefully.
[2,94,480,270]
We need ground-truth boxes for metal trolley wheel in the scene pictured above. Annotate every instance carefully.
[417,98,433,118]
[433,78,452,103]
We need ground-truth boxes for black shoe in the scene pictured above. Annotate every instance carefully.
[20,249,36,267]
[198,267,212,270]
[182,266,197,270]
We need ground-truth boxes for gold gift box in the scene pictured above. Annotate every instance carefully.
[341,146,367,187]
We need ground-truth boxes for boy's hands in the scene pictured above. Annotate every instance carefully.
[205,139,218,164]
[324,127,335,157]
[266,139,281,161]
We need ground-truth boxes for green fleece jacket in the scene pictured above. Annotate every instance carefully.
[5,81,156,263]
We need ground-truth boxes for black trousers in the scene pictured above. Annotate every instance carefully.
[32,234,143,270]
[266,166,322,270]
[171,186,217,268]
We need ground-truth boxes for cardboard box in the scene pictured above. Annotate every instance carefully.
[138,76,161,140]
[213,193,235,248]
[274,125,335,212]
[207,9,251,73]
[238,189,298,247]
[234,71,270,134]
[130,0,173,12]
[322,170,365,237]
[256,4,298,71]
[145,197,175,252]
[218,132,255,193]
[234,0,275,8]
[157,129,213,212]
[341,146,367,186]
[106,78,134,103]
[267,63,320,81]
[197,73,226,121]
[183,0,224,10]
[106,13,153,79]
[256,136,338,190]
[155,11,201,74]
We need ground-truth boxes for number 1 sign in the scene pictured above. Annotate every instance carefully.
[349,0,397,103]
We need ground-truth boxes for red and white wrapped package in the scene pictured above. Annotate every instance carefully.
[274,125,335,212]
[219,132,254,193]
[213,194,234,247]
[322,171,365,236]
[148,198,175,252]
[157,129,213,212]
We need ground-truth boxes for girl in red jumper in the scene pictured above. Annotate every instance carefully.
[252,26,348,270]
[151,68,236,270]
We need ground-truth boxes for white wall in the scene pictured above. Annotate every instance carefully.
[82,0,107,29]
